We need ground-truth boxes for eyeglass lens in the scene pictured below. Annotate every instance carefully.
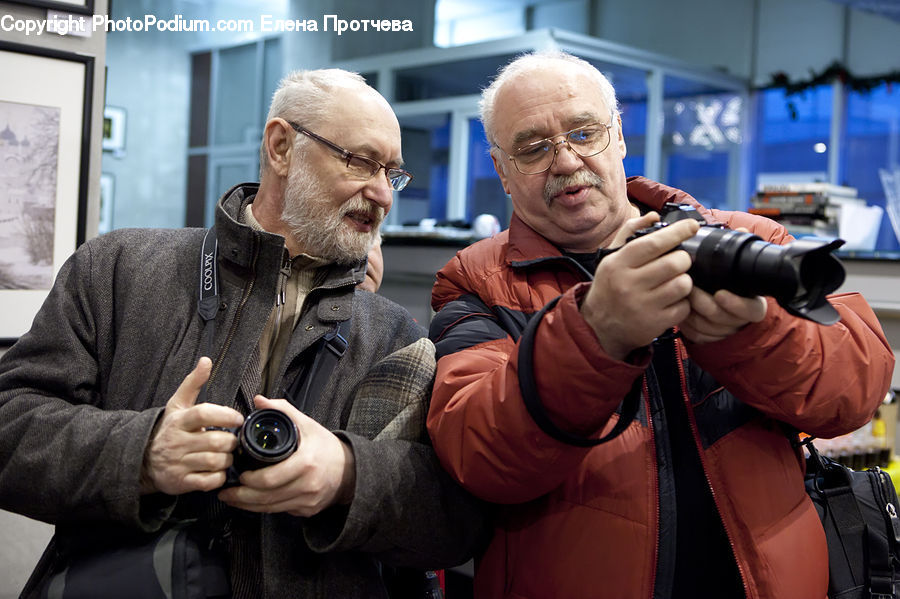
[513,124,611,174]
[345,155,411,191]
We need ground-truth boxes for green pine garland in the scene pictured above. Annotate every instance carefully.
[764,60,900,94]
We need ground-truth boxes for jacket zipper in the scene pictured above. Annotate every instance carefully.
[208,236,259,395]
[644,376,661,599]
[873,466,900,546]
[673,337,750,597]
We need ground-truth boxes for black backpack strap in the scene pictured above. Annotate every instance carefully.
[197,227,219,404]
[517,295,641,447]
[286,317,351,414]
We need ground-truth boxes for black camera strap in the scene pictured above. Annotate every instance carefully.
[517,295,641,447]
[286,317,350,415]
[197,227,219,404]
[196,225,351,412]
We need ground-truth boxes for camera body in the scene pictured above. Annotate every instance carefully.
[220,408,299,486]
[625,202,846,325]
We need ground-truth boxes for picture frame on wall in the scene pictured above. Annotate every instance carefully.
[0,41,93,343]
[5,0,95,16]
[102,106,126,153]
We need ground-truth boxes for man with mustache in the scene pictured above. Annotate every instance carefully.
[426,51,894,598]
[0,69,485,599]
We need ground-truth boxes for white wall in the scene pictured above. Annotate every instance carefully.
[846,7,900,76]
[754,0,847,85]
[592,0,756,78]
[587,0,900,85]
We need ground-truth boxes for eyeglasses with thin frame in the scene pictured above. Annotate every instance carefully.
[499,117,616,175]
[287,122,413,191]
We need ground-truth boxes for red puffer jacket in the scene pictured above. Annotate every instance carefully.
[427,177,894,599]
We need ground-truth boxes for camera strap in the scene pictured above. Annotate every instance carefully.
[286,317,350,415]
[196,225,351,413]
[197,226,219,404]
[517,295,641,447]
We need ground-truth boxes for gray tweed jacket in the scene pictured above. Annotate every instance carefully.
[0,184,487,599]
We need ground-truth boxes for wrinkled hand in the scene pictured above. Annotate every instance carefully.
[217,396,356,517]
[580,214,699,361]
[678,225,767,344]
[679,287,767,344]
[141,357,244,495]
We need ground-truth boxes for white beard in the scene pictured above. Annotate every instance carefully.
[280,166,383,264]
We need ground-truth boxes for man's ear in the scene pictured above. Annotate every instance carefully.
[615,113,626,159]
[490,148,512,195]
[263,118,293,177]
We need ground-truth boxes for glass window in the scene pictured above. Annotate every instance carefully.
[395,54,518,102]
[755,85,832,180]
[397,114,451,225]
[359,72,378,89]
[621,99,647,177]
[842,83,900,253]
[213,43,259,145]
[207,158,257,226]
[663,76,744,210]
[593,63,649,179]
[467,118,509,226]
[261,38,282,126]
[434,0,525,48]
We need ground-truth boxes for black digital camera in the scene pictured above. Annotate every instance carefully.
[626,202,846,325]
[221,408,299,486]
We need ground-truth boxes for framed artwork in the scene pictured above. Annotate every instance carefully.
[5,0,95,15]
[0,41,94,342]
[102,106,126,152]
[98,173,114,234]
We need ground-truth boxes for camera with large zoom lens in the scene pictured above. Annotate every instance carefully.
[625,202,846,325]
[221,408,299,486]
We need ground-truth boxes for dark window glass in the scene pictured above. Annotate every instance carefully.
[842,83,900,253]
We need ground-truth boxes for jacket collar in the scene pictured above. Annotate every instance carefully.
[506,175,711,265]
[213,182,367,289]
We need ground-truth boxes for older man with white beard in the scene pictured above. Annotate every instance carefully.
[0,69,487,599]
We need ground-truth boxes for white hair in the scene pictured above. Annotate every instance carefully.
[479,50,620,147]
[259,69,370,177]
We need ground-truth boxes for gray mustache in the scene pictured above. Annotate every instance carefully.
[543,170,605,205]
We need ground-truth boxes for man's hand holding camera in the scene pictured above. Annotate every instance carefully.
[580,212,767,361]
[679,286,767,344]
[141,357,244,495]
[142,360,356,518]
[580,214,697,361]
[217,396,356,518]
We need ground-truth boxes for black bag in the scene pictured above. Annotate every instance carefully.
[42,522,230,599]
[804,438,900,599]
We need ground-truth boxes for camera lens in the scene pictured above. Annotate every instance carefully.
[253,418,283,449]
[649,202,845,325]
[238,409,299,465]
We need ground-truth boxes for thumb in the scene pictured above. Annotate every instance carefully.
[253,395,309,430]
[168,357,212,411]
[253,395,301,419]
[610,212,660,248]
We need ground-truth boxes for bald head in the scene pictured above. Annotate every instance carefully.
[480,50,620,148]
[259,69,390,176]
